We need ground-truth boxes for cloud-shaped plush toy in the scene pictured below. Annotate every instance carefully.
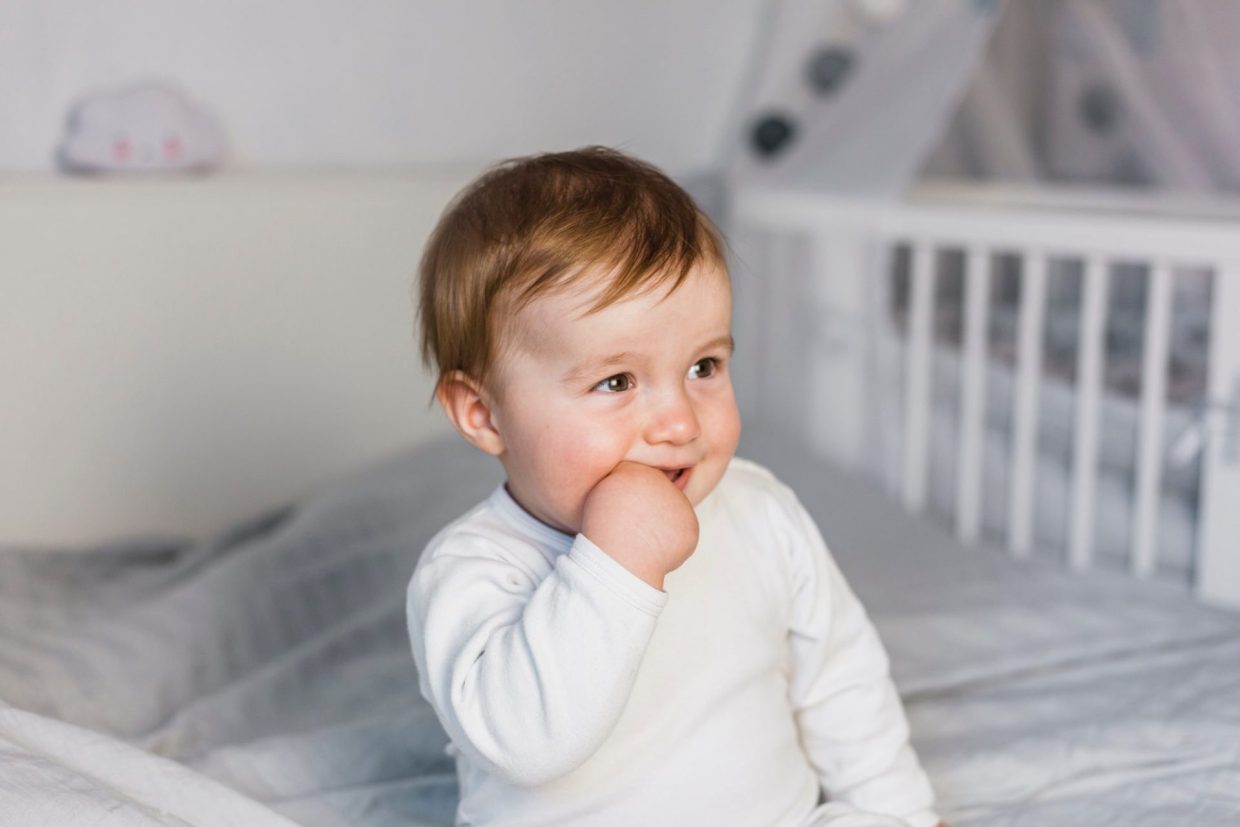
[58,81,227,174]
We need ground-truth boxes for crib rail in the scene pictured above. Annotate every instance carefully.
[731,185,1240,609]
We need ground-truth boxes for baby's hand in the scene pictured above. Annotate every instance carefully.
[580,461,700,590]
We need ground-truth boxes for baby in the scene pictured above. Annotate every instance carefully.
[407,147,941,827]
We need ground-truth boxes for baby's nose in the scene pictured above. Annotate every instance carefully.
[644,391,701,445]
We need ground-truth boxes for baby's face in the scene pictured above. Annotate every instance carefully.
[487,262,741,535]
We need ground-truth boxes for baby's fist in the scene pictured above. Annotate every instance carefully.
[580,462,700,590]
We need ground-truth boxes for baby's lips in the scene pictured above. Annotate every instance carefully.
[657,466,695,491]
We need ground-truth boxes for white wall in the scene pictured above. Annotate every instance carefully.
[1,0,762,174]
[2,169,479,546]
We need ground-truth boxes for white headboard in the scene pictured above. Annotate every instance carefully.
[3,167,486,547]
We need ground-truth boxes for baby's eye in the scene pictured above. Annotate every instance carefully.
[594,373,633,393]
[688,358,719,379]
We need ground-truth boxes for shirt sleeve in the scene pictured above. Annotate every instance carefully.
[774,485,940,827]
[407,532,667,788]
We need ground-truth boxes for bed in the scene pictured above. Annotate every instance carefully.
[3,171,1239,825]
[3,428,1239,825]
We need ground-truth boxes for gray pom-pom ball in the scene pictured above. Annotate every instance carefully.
[806,47,855,96]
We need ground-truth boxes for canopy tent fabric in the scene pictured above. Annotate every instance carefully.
[727,0,1003,196]
[729,0,1240,197]
[929,0,1240,193]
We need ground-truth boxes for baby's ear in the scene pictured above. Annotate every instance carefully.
[436,371,504,456]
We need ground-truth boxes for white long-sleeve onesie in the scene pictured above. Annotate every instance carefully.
[407,457,939,827]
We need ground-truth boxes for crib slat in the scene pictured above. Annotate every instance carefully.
[809,229,870,470]
[903,241,936,512]
[1197,263,1240,608]
[1131,261,1174,578]
[868,240,898,491]
[956,247,990,543]
[730,226,768,425]
[763,231,795,423]
[1069,256,1110,571]
[1008,252,1047,558]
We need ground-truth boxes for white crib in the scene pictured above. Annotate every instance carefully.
[729,182,1240,609]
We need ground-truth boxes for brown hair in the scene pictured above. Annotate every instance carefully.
[417,146,727,397]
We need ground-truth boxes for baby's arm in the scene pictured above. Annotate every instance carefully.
[407,463,694,787]
[775,486,940,827]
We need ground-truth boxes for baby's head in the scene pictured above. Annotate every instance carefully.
[418,147,741,534]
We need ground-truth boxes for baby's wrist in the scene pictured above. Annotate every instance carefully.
[624,561,665,591]
[583,532,667,591]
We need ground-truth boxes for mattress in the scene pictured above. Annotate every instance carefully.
[1,428,1238,825]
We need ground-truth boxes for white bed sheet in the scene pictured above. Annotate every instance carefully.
[1,429,1237,825]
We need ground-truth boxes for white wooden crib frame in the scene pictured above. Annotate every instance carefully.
[731,183,1240,609]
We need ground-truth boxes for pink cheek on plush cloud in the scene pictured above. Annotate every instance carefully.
[164,137,182,161]
[112,139,130,163]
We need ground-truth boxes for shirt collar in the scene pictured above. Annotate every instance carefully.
[489,482,576,554]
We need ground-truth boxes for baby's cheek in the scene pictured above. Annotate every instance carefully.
[572,430,629,476]
[706,399,742,454]
[543,429,615,487]
[544,435,625,532]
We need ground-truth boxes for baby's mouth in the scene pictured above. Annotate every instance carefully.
[662,467,692,490]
